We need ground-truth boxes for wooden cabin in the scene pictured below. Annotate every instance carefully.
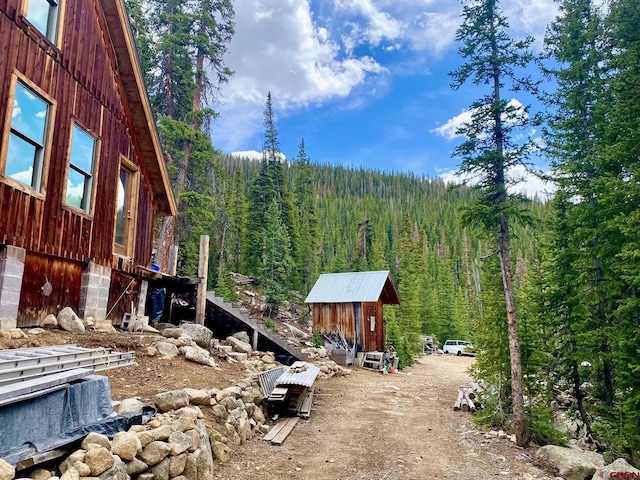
[304,271,400,353]
[0,0,176,329]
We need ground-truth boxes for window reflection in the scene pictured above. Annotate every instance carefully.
[5,82,50,191]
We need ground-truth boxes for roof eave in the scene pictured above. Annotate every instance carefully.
[99,0,176,217]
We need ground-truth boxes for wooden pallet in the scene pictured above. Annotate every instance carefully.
[361,351,384,370]
[263,416,300,445]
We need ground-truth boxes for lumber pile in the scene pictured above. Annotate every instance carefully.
[453,383,483,412]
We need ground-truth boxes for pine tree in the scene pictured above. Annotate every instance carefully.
[450,0,539,446]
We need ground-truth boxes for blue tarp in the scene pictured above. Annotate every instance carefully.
[0,375,153,465]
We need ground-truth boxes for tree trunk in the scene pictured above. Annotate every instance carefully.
[497,213,529,447]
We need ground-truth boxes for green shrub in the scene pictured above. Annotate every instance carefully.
[265,318,277,331]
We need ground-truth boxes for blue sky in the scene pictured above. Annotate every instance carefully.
[209,0,560,196]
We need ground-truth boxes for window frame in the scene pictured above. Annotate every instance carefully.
[23,0,64,45]
[63,122,99,214]
[0,74,56,197]
[113,157,140,258]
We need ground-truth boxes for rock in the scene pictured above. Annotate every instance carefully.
[29,469,52,480]
[216,386,242,402]
[195,420,214,479]
[70,461,90,477]
[211,404,229,421]
[139,441,172,465]
[169,431,193,456]
[84,446,114,476]
[115,398,145,415]
[183,388,210,405]
[94,319,117,333]
[236,418,252,444]
[125,457,148,476]
[592,458,640,480]
[252,406,266,424]
[169,453,188,477]
[155,341,179,358]
[60,468,79,480]
[97,458,128,480]
[111,431,141,461]
[211,441,232,463]
[219,396,242,411]
[40,314,58,329]
[536,445,604,480]
[28,328,45,335]
[83,316,95,328]
[9,328,26,339]
[179,323,213,348]
[226,336,252,355]
[232,331,251,344]
[57,307,85,333]
[81,433,111,451]
[153,390,189,412]
[0,458,15,480]
[183,345,217,367]
[59,450,86,474]
[162,328,182,339]
[148,424,173,441]
[149,457,170,480]
[183,452,199,480]
[228,351,248,362]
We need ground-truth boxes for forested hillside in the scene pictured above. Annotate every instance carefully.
[126,0,640,465]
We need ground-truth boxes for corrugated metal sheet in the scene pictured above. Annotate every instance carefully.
[275,361,320,388]
[304,270,393,303]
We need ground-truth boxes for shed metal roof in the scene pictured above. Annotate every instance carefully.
[304,270,400,305]
[275,362,320,388]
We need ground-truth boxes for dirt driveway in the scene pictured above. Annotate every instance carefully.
[212,354,556,480]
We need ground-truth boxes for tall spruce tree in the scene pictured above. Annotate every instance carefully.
[450,0,539,445]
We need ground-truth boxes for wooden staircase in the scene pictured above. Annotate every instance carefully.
[361,351,384,370]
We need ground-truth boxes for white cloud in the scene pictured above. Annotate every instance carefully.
[210,0,559,156]
[431,99,528,141]
[439,164,555,200]
[230,150,287,162]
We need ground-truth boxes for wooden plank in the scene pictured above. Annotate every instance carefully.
[262,417,291,442]
[299,388,314,419]
[269,417,300,445]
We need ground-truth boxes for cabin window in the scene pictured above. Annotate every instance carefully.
[3,81,51,192]
[65,124,96,212]
[114,159,139,257]
[25,0,60,43]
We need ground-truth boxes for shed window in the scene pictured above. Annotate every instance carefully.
[25,0,60,43]
[65,124,96,212]
[3,82,51,192]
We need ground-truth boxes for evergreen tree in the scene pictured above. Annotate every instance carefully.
[450,0,539,446]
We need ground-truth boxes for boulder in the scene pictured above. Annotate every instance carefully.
[125,457,148,476]
[70,461,90,477]
[28,328,45,335]
[215,386,242,402]
[155,342,179,358]
[183,388,210,405]
[115,398,145,415]
[139,441,172,466]
[226,336,252,355]
[57,307,85,333]
[84,446,114,476]
[81,433,111,451]
[536,445,604,480]
[111,431,141,461]
[150,457,170,480]
[211,441,232,464]
[179,324,213,348]
[183,345,217,367]
[0,458,15,480]
[153,390,189,412]
[162,328,183,339]
[168,431,193,456]
[592,458,640,480]
[60,468,79,480]
[28,468,52,480]
[232,331,251,344]
[97,457,128,480]
[169,453,188,477]
[40,314,58,329]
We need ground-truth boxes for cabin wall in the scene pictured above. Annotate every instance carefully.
[0,0,160,324]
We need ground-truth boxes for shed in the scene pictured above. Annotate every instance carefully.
[0,0,176,329]
[304,271,400,353]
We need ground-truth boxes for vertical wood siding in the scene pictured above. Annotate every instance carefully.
[0,0,160,322]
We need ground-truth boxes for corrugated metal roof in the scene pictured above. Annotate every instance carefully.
[275,361,320,388]
[304,270,398,304]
